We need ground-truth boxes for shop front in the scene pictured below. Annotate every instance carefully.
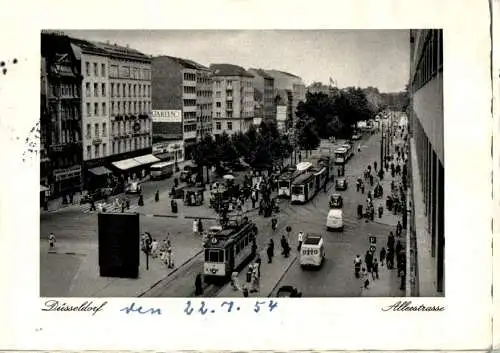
[51,165,82,196]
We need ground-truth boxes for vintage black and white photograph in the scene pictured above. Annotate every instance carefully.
[39,29,444,298]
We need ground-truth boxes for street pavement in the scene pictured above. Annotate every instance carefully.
[271,131,405,297]
[41,132,407,298]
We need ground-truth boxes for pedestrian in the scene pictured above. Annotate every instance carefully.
[354,254,362,278]
[378,205,384,218]
[396,221,402,237]
[372,258,379,280]
[155,190,159,202]
[395,240,403,256]
[198,218,204,234]
[250,267,259,293]
[387,248,395,269]
[361,268,370,289]
[242,285,249,297]
[280,235,290,257]
[255,256,261,278]
[246,265,253,283]
[231,271,239,290]
[387,232,395,251]
[400,270,406,290]
[267,240,274,263]
[193,219,198,236]
[379,247,386,266]
[166,240,174,268]
[48,232,56,250]
[364,250,373,273]
[151,239,159,258]
[297,231,304,251]
[195,273,203,296]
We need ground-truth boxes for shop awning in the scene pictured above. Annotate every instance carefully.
[88,166,112,176]
[40,185,49,192]
[112,158,141,171]
[133,154,161,165]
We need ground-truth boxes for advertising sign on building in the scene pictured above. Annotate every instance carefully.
[152,110,182,123]
[276,105,287,122]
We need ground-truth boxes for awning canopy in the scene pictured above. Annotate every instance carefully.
[134,154,160,165]
[40,185,49,192]
[88,166,112,176]
[112,158,141,171]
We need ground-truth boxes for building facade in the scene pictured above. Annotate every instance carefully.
[41,32,83,199]
[152,56,212,161]
[69,39,154,187]
[408,29,444,295]
[265,69,306,127]
[248,68,276,123]
[210,64,254,136]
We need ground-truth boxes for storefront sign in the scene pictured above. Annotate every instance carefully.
[53,165,81,181]
[152,110,182,123]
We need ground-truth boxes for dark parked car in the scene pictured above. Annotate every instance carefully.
[276,285,302,297]
[329,193,343,209]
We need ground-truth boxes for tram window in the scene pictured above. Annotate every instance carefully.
[207,249,223,262]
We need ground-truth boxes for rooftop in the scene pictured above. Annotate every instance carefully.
[265,69,301,79]
[210,63,254,78]
[248,68,274,79]
[154,55,209,71]
[69,36,150,61]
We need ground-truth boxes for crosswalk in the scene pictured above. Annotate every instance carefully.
[80,196,141,214]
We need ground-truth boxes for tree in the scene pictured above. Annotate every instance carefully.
[296,117,320,157]
[215,132,238,164]
[192,134,215,183]
[231,131,250,160]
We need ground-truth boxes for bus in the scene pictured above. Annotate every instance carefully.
[278,169,304,198]
[341,143,354,159]
[291,172,317,204]
[150,161,175,180]
[334,148,348,165]
[203,217,258,283]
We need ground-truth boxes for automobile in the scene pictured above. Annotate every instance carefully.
[329,193,343,209]
[351,133,362,140]
[300,234,326,268]
[276,285,302,297]
[326,208,343,231]
[335,177,348,191]
[79,187,113,204]
[125,181,142,194]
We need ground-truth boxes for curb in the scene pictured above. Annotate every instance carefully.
[138,248,204,297]
[268,255,298,297]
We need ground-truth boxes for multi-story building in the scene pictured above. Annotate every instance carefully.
[248,68,276,124]
[264,70,306,127]
[408,29,444,295]
[41,32,83,199]
[152,56,212,161]
[210,64,254,136]
[70,38,111,189]
[70,39,154,185]
[197,68,213,138]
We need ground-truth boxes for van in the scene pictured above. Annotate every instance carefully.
[300,234,325,268]
[326,209,343,231]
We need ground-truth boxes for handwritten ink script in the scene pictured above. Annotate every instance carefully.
[382,301,445,312]
[119,300,279,316]
[42,300,108,316]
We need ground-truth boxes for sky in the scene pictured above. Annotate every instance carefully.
[64,30,409,93]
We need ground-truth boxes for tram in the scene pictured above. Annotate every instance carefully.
[203,217,258,283]
[291,172,317,204]
[278,169,305,198]
[334,147,348,165]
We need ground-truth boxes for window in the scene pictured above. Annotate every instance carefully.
[94,144,100,158]
[128,84,132,97]
[117,83,121,97]
[85,62,90,76]
[86,124,91,139]
[111,83,114,97]
[123,84,126,97]
[85,83,90,97]
[101,63,106,77]
[94,63,98,76]
[94,123,99,138]
[216,91,221,98]
[86,103,91,117]
[86,145,91,159]
[102,143,107,156]
[102,102,106,117]
[111,102,115,115]
[102,122,107,137]
[134,101,137,113]
[112,142,116,154]
[102,83,106,97]
[111,122,115,135]
[134,138,138,150]
[117,101,121,114]
[94,83,98,97]
[227,101,233,109]
[227,110,233,118]
[227,121,233,130]
[94,102,98,116]
[216,122,221,130]
[129,101,132,113]
[127,139,131,151]
[216,102,221,108]
[216,112,221,118]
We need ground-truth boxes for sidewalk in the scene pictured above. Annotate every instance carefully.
[360,262,405,297]
[216,249,297,298]
[65,216,206,297]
